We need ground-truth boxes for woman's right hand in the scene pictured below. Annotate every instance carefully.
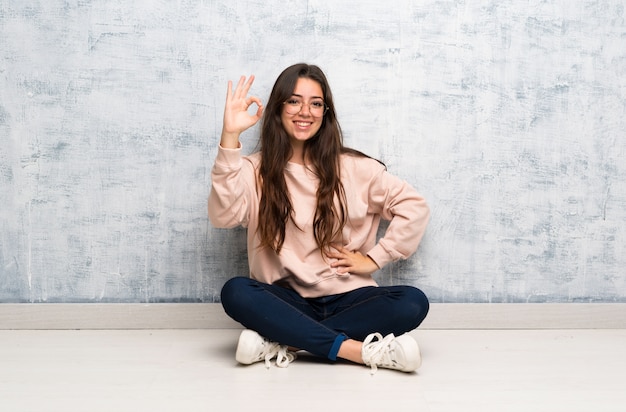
[220,75,264,148]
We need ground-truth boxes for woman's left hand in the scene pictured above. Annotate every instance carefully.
[326,246,380,276]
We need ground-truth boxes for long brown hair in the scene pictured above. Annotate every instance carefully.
[257,63,360,254]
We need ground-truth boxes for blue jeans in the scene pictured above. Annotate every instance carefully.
[220,277,429,361]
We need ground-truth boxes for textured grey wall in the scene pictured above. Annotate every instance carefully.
[1,1,624,303]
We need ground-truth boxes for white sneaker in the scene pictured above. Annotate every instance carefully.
[235,329,296,369]
[362,332,421,374]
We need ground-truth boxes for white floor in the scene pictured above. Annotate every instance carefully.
[1,329,625,412]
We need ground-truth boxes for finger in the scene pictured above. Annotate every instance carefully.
[233,75,246,99]
[242,74,255,95]
[226,80,233,99]
[243,96,262,118]
[325,250,343,260]
[234,75,255,99]
[336,264,353,274]
[331,257,353,268]
[254,104,264,119]
[246,96,262,108]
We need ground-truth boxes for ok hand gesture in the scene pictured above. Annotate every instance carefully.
[220,75,263,149]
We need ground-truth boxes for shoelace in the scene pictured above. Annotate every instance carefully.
[275,346,296,368]
[362,332,396,375]
[263,344,296,369]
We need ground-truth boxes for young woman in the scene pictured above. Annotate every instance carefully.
[208,63,430,373]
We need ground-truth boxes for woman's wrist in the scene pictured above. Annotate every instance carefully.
[220,130,241,149]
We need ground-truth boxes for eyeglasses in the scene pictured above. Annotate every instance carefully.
[283,98,328,116]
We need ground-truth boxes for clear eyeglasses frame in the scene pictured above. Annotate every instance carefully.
[282,98,328,116]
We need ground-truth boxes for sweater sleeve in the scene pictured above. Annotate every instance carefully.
[207,145,256,228]
[364,163,430,269]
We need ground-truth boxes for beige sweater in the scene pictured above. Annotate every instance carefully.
[208,145,430,298]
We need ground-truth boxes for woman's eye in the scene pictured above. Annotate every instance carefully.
[311,101,324,108]
[287,99,300,105]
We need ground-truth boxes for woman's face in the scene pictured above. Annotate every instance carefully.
[281,77,325,148]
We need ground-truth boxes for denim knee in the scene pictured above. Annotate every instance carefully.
[220,277,257,318]
[405,286,430,328]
